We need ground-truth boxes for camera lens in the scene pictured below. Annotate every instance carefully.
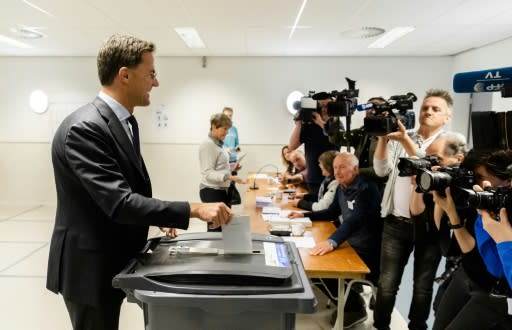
[417,170,452,193]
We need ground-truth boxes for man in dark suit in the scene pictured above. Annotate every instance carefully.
[46,34,232,330]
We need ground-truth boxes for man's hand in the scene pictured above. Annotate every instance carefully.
[288,211,303,219]
[432,187,456,215]
[386,120,407,141]
[311,112,326,128]
[310,241,334,256]
[190,202,233,229]
[160,227,177,238]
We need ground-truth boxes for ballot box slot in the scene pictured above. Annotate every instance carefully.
[146,273,290,286]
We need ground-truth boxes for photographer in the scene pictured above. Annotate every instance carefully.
[408,133,468,313]
[432,149,512,330]
[372,89,453,330]
[289,92,339,196]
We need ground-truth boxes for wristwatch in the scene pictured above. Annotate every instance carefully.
[448,221,465,229]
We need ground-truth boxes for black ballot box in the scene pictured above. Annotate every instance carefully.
[112,232,318,330]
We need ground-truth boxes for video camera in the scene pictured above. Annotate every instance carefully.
[397,156,439,177]
[415,166,475,194]
[294,78,359,123]
[363,93,417,136]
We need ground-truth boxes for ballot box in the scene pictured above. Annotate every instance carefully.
[112,232,317,330]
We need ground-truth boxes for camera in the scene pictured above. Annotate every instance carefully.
[397,156,439,177]
[294,91,320,123]
[327,78,359,117]
[294,78,358,123]
[415,166,475,194]
[453,186,512,216]
[363,93,417,136]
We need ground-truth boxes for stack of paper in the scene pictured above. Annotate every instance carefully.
[264,216,312,228]
[255,196,273,208]
[262,206,280,214]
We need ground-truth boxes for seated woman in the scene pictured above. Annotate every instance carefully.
[291,150,338,211]
[199,113,246,231]
[281,145,297,176]
[280,150,307,185]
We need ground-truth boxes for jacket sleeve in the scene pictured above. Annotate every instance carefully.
[305,188,342,221]
[63,121,190,229]
[497,241,512,288]
[312,181,339,211]
[373,140,397,177]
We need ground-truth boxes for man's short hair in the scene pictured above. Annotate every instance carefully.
[437,132,468,157]
[424,88,454,114]
[367,96,386,105]
[223,107,233,113]
[97,34,155,86]
[337,152,359,167]
[210,113,232,129]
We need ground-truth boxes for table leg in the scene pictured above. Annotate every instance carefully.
[332,277,344,330]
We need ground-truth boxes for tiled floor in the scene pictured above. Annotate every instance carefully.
[0,203,408,330]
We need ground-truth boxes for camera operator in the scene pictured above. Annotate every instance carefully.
[329,96,388,193]
[408,133,468,314]
[372,89,454,330]
[432,149,512,330]
[289,92,339,197]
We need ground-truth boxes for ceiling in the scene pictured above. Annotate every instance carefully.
[2,0,512,57]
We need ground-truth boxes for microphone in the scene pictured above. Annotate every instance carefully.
[250,164,279,190]
[453,66,512,93]
[355,103,374,112]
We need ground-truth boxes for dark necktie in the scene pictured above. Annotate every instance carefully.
[127,115,141,158]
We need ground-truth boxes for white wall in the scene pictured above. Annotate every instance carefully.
[0,55,457,203]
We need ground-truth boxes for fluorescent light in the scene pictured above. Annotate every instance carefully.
[368,26,415,49]
[21,0,54,17]
[174,27,205,49]
[0,35,33,48]
[288,0,308,40]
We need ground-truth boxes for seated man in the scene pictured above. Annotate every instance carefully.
[289,152,382,328]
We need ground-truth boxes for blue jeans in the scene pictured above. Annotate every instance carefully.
[373,216,441,330]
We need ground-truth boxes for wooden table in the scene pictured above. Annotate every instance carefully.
[242,174,370,329]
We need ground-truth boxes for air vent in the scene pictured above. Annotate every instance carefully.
[340,27,385,39]
[9,26,45,39]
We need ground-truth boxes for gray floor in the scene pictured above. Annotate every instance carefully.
[0,203,408,330]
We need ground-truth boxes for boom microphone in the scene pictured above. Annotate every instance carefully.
[453,66,512,93]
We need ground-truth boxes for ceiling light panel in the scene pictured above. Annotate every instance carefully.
[174,27,206,49]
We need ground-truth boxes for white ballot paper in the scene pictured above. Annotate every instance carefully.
[222,215,252,254]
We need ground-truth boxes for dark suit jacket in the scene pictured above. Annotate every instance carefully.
[46,97,191,306]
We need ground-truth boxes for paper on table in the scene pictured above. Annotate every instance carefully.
[282,236,316,248]
[222,215,252,254]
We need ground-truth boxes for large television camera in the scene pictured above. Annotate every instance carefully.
[294,78,358,123]
[397,156,439,177]
[415,166,475,194]
[363,93,417,136]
